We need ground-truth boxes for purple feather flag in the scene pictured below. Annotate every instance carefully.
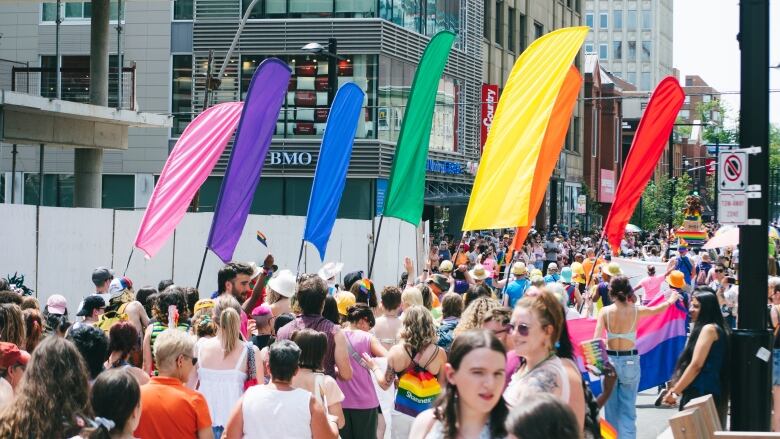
[207,58,291,262]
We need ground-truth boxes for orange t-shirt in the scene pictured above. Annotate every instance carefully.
[134,376,212,439]
[582,257,605,285]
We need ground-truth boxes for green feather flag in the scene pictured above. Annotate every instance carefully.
[382,31,456,225]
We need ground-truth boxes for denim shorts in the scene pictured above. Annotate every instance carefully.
[773,349,780,386]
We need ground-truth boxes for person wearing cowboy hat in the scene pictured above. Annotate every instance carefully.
[439,261,472,294]
[595,262,623,307]
[468,264,492,286]
[544,263,561,284]
[318,262,345,296]
[499,262,530,308]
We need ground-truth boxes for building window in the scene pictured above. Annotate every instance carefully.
[573,116,580,153]
[507,7,516,52]
[519,13,527,51]
[684,95,691,104]
[641,10,652,29]
[42,0,124,22]
[534,22,544,39]
[289,0,334,18]
[338,0,377,18]
[483,0,490,38]
[23,173,75,207]
[703,95,712,103]
[641,41,651,61]
[173,0,193,20]
[591,107,598,158]
[171,55,193,138]
[495,0,503,45]
[627,72,637,85]
[102,175,135,209]
[613,9,622,29]
[40,54,122,107]
[598,44,607,60]
[627,9,637,30]
[680,109,690,119]
[242,0,284,18]
[585,13,593,28]
[640,72,651,90]
[242,54,377,140]
[627,41,636,60]
[377,56,459,151]
[599,13,607,29]
[613,41,622,60]
[584,43,594,54]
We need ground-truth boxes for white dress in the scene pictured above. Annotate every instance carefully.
[242,386,312,439]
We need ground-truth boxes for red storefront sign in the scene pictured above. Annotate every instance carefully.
[481,84,499,151]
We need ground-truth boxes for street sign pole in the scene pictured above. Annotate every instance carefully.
[730,0,771,431]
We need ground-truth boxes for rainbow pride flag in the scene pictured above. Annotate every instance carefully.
[567,293,687,392]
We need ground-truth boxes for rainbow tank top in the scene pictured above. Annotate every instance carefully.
[394,346,442,417]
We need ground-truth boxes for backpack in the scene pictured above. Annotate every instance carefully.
[94,302,130,335]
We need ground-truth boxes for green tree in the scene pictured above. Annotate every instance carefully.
[633,173,693,231]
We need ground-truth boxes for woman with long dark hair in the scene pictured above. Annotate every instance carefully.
[663,289,730,427]
[0,336,92,438]
[409,329,508,439]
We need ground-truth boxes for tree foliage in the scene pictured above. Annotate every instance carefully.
[632,173,693,231]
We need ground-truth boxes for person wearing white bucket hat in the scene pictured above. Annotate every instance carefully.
[318,262,345,296]
[265,269,296,317]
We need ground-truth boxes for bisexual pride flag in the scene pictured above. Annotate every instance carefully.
[567,293,687,392]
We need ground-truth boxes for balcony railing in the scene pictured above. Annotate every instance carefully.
[9,64,136,110]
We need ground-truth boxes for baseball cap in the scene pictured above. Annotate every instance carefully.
[194,299,215,314]
[77,295,107,316]
[46,294,67,315]
[343,271,364,291]
[108,276,133,297]
[91,267,114,285]
[0,342,30,370]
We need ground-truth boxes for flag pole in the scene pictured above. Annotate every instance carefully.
[123,248,134,277]
[296,239,306,277]
[195,247,209,289]
[499,250,515,301]
[367,215,385,279]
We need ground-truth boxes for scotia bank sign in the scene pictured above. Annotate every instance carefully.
[481,84,499,151]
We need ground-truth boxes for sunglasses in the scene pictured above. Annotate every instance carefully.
[508,322,532,336]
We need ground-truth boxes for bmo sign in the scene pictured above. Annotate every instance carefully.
[268,151,314,166]
[481,84,499,151]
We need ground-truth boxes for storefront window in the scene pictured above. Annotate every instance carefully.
[378,56,460,152]
[241,54,376,139]
[102,175,135,209]
[23,174,74,207]
[379,0,458,35]
[289,0,333,17]
[336,0,376,18]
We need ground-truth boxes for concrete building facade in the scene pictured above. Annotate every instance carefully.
[0,0,485,235]
[584,0,672,91]
[482,0,584,229]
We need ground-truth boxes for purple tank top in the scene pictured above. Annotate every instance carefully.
[337,330,379,409]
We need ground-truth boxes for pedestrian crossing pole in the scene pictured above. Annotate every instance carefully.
[729,0,772,431]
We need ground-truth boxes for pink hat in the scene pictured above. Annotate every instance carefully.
[46,294,67,315]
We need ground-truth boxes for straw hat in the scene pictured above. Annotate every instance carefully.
[512,262,527,276]
[469,264,491,280]
[666,270,686,289]
[530,268,543,278]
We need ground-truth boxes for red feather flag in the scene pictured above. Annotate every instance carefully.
[603,77,685,253]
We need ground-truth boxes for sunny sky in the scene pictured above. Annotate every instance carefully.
[673,0,780,127]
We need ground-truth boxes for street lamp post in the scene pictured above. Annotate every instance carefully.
[302,38,339,106]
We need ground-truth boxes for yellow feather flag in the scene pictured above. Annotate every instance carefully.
[462,27,588,231]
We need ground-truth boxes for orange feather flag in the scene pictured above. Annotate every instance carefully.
[510,65,583,253]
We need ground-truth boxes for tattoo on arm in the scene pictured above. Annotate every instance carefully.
[384,365,396,385]
[526,368,560,394]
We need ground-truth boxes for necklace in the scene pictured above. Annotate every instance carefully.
[517,352,556,379]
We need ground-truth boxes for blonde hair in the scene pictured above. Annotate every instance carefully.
[399,306,437,353]
[401,287,423,308]
[214,295,242,356]
[153,328,196,371]
[455,296,500,336]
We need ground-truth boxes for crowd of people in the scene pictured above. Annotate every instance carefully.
[0,222,764,439]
